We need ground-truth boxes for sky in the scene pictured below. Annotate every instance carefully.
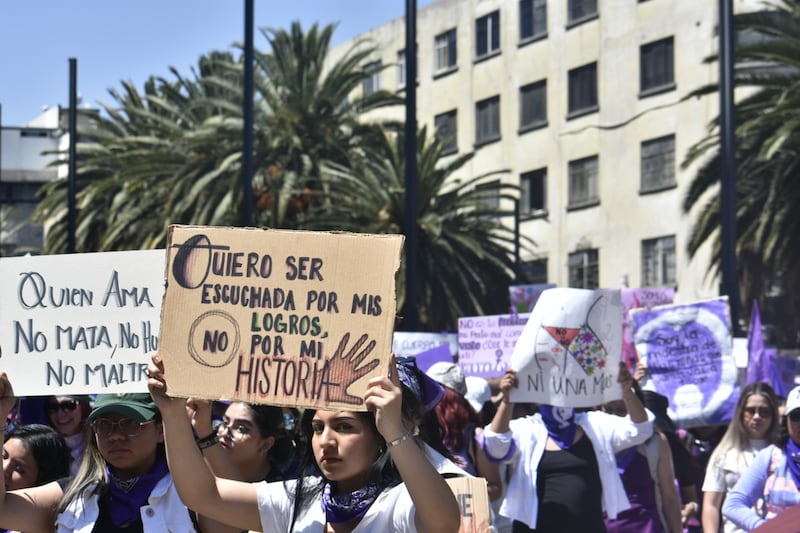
[0,1,433,126]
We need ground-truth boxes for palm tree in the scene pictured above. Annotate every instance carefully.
[306,126,534,331]
[682,0,800,346]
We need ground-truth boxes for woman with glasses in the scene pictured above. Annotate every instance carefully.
[0,373,196,533]
[44,395,91,476]
[722,385,800,531]
[701,382,780,533]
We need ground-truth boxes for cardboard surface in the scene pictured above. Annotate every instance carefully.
[0,250,165,395]
[446,476,492,533]
[158,225,403,411]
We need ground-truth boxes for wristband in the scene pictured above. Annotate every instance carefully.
[196,430,219,450]
[387,431,412,448]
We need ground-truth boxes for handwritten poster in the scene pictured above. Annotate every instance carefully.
[632,297,738,428]
[621,287,675,368]
[510,288,623,407]
[446,476,492,533]
[457,313,529,379]
[0,250,165,395]
[393,332,458,359]
[158,225,403,411]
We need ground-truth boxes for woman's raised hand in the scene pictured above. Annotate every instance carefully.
[364,355,406,443]
[147,354,186,415]
[499,369,519,402]
[0,372,16,419]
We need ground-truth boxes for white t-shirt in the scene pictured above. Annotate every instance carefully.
[256,478,416,532]
[702,440,767,533]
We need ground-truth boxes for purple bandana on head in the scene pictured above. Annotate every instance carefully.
[321,481,381,523]
[397,362,444,411]
[539,405,577,449]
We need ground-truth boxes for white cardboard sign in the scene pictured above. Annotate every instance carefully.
[0,250,165,395]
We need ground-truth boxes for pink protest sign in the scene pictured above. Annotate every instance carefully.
[457,313,529,379]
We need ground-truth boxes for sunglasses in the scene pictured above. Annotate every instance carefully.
[46,399,79,414]
[743,406,772,418]
[91,418,155,438]
[789,410,800,423]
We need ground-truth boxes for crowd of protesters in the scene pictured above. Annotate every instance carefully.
[2,354,799,532]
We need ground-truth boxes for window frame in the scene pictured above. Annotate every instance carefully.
[434,109,459,156]
[475,95,501,147]
[519,0,548,43]
[640,135,676,193]
[519,80,548,132]
[567,62,598,118]
[641,235,676,287]
[567,0,598,28]
[362,60,381,96]
[568,249,599,289]
[567,155,599,209]
[434,28,458,76]
[640,36,675,96]
[476,10,501,59]
[520,167,547,217]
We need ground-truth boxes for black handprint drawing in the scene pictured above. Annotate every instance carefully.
[324,332,381,405]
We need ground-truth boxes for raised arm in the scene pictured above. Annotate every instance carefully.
[0,372,64,533]
[365,358,460,533]
[655,432,683,533]
[147,356,262,532]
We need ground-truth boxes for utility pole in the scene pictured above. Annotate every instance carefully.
[67,58,78,253]
[241,0,255,227]
[403,0,419,330]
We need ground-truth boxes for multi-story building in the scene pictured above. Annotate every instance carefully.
[327,0,762,303]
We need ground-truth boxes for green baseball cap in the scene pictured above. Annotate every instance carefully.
[88,393,158,423]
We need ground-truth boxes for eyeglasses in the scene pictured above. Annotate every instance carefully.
[217,419,253,439]
[743,406,773,418]
[46,399,78,414]
[788,410,800,423]
[91,418,155,438]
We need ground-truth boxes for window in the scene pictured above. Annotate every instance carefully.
[568,156,599,207]
[567,0,597,25]
[520,80,547,130]
[568,63,597,116]
[641,135,675,192]
[640,37,674,94]
[568,249,599,289]
[476,180,501,210]
[642,236,676,286]
[520,259,548,284]
[362,61,381,96]
[520,0,547,41]
[476,11,500,58]
[435,29,457,73]
[434,110,458,155]
[520,168,547,215]
[397,50,406,89]
[475,96,501,145]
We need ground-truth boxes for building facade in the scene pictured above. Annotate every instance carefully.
[327,0,762,303]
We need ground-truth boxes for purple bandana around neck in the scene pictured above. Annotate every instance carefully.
[321,481,381,523]
[539,405,577,449]
[616,446,639,474]
[785,439,800,487]
[106,455,169,527]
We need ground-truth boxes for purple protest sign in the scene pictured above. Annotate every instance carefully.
[632,297,738,428]
[509,283,556,313]
[770,352,798,398]
[621,287,675,370]
[413,344,455,373]
[458,313,529,379]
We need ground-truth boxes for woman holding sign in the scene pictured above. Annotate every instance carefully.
[482,363,653,532]
[147,353,461,532]
[0,373,196,533]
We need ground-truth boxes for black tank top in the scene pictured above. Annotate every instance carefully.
[533,434,606,533]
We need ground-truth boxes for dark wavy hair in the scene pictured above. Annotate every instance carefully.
[288,409,401,531]
[5,423,71,485]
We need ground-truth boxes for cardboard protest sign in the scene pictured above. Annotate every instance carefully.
[621,287,675,369]
[446,476,492,533]
[510,288,623,407]
[457,313,529,379]
[509,283,556,313]
[158,225,403,411]
[0,250,164,395]
[632,297,738,428]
